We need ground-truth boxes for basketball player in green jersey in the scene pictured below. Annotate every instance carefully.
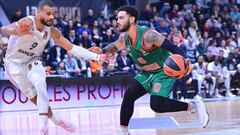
[90,5,209,135]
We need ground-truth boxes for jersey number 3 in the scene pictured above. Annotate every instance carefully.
[29,43,38,50]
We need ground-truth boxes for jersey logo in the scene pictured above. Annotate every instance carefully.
[153,83,161,93]
[43,31,48,39]
[17,49,35,57]
[138,57,147,64]
[140,48,149,55]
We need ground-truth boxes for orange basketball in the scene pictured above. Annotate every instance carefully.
[163,54,187,78]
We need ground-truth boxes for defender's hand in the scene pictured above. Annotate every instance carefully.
[88,46,102,54]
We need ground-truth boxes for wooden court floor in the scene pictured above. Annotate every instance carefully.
[1,98,240,135]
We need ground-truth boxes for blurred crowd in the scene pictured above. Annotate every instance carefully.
[0,0,240,99]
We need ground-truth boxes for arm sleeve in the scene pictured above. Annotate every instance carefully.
[160,39,186,58]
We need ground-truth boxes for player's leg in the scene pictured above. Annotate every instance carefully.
[150,72,209,128]
[27,61,76,133]
[4,62,47,132]
[118,74,149,135]
[30,96,53,118]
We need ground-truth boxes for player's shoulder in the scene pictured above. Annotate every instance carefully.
[143,29,165,43]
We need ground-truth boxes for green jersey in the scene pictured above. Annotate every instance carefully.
[125,26,170,73]
[125,26,175,97]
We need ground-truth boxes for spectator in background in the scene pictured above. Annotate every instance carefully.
[210,22,224,37]
[185,38,197,63]
[179,20,188,34]
[83,9,95,27]
[207,39,219,56]
[63,20,76,38]
[77,23,91,36]
[229,5,240,21]
[231,47,240,64]
[116,49,136,76]
[77,58,90,77]
[48,45,66,70]
[207,56,235,97]
[218,50,227,66]
[192,56,216,98]
[97,10,106,26]
[60,15,69,34]
[73,15,81,30]
[168,4,179,19]
[204,50,215,63]
[64,52,81,77]
[196,14,206,31]
[214,32,222,47]
[139,4,152,22]
[196,38,207,56]
[218,40,230,58]
[101,19,111,35]
[67,29,80,45]
[56,61,67,75]
[79,31,92,49]
[11,8,24,23]
[172,76,188,101]
[202,31,211,48]
[154,19,169,36]
[91,20,102,47]
[206,15,220,28]
[111,19,120,36]
[225,53,237,75]
[102,29,117,48]
[188,21,199,42]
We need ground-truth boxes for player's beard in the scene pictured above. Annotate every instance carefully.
[40,18,53,27]
[119,21,130,32]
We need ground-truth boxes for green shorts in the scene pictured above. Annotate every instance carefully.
[134,71,175,97]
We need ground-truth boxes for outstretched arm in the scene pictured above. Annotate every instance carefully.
[144,30,186,58]
[51,27,102,61]
[0,17,32,35]
[89,33,126,54]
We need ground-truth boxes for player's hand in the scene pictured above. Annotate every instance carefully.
[88,46,102,54]
[99,54,111,62]
[184,58,192,76]
[17,18,33,35]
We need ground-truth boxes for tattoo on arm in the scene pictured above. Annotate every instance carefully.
[145,30,165,47]
[102,43,118,54]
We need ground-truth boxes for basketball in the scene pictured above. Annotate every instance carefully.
[163,54,187,78]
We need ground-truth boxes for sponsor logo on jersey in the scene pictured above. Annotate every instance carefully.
[43,31,48,39]
[142,62,160,71]
[17,49,35,57]
[138,57,147,64]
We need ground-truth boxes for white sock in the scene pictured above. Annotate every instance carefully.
[39,115,48,129]
[119,127,128,132]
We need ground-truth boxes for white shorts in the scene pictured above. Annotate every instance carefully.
[4,60,46,99]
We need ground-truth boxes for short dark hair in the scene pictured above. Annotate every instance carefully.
[118,5,139,23]
[38,0,55,9]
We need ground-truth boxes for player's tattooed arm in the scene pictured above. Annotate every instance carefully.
[144,29,186,57]
[0,17,32,35]
[144,30,165,47]
[102,33,126,54]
